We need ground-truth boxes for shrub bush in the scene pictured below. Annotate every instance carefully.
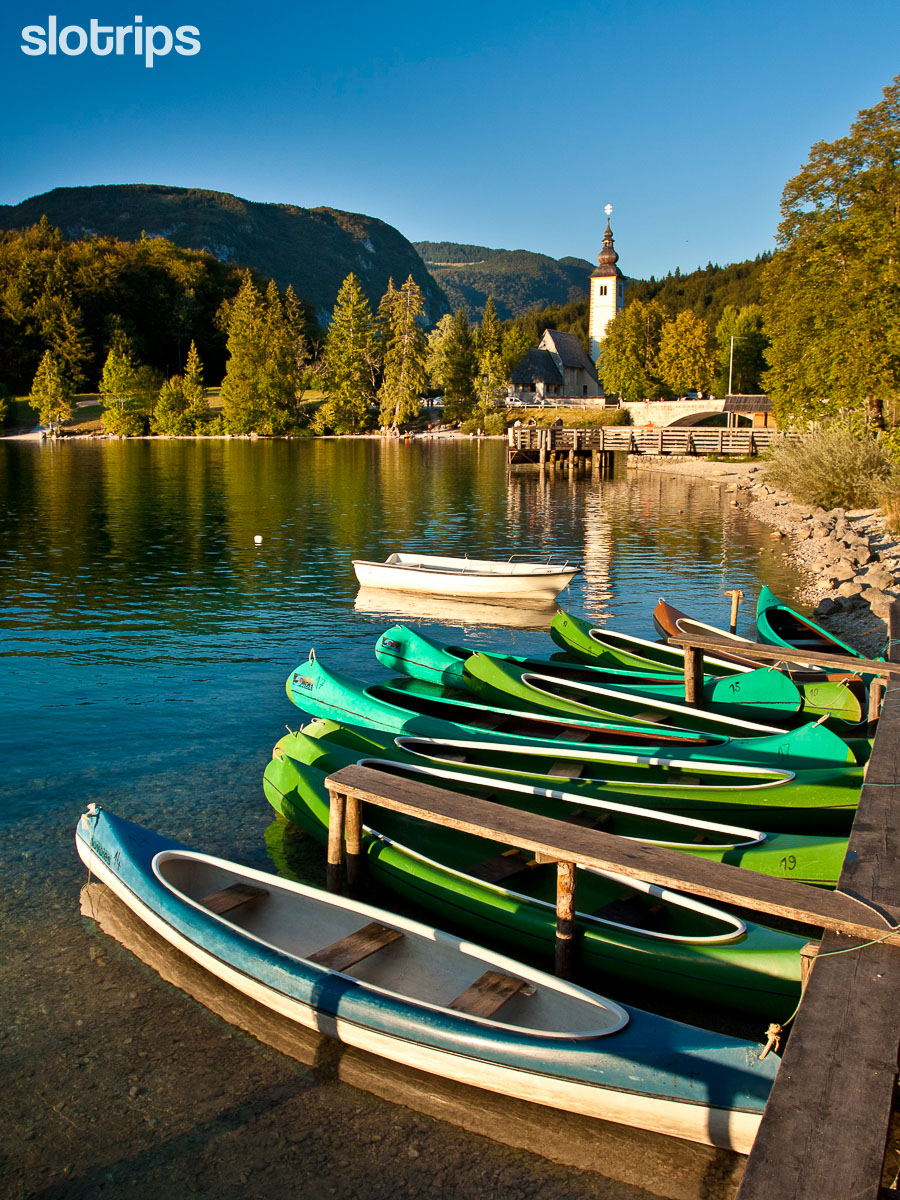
[763,427,893,508]
[877,475,900,533]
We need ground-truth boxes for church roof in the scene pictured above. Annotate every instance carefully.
[540,329,600,382]
[722,395,773,413]
[510,349,563,387]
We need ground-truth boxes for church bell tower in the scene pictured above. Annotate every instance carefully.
[589,205,624,363]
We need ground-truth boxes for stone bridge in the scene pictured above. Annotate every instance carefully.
[619,398,729,428]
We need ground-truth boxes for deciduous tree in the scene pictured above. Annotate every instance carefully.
[762,74,900,426]
[599,299,666,400]
[714,305,768,395]
[658,309,716,396]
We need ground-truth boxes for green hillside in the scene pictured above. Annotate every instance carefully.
[0,185,448,324]
[415,241,593,320]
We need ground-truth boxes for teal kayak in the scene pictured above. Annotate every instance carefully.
[265,731,807,1017]
[551,610,866,725]
[304,716,862,832]
[756,585,883,664]
[286,652,860,768]
[375,624,808,724]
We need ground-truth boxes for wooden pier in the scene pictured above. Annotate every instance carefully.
[323,611,900,1196]
[507,424,778,470]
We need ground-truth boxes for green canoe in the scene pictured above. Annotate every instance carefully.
[551,610,866,725]
[264,732,807,1016]
[286,652,860,768]
[305,716,862,832]
[756,585,883,664]
[375,624,809,725]
[286,725,847,886]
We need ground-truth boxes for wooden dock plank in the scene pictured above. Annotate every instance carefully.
[735,604,900,1199]
[667,633,899,677]
[324,765,900,944]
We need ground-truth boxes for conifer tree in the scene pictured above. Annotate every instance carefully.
[442,308,477,421]
[99,332,146,436]
[378,275,427,428]
[321,273,379,433]
[27,349,72,432]
[151,375,191,435]
[182,340,207,423]
[474,296,507,420]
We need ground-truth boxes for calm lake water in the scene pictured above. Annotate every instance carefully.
[1,436,804,861]
[1,438,808,1198]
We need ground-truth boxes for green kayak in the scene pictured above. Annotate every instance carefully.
[286,652,861,768]
[305,716,862,832]
[551,610,866,725]
[265,732,807,1017]
[375,623,808,725]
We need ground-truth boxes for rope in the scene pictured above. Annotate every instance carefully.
[760,920,900,1058]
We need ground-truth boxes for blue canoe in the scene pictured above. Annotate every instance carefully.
[77,805,778,1152]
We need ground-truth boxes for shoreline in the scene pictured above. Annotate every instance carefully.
[629,455,897,657]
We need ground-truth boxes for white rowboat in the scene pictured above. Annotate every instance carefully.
[352,553,579,599]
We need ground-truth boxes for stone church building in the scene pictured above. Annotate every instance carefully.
[508,214,623,404]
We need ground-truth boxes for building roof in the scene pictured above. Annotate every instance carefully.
[592,218,624,279]
[510,349,563,387]
[540,329,600,383]
[722,395,773,413]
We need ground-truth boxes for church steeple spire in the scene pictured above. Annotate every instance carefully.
[588,204,625,364]
[597,217,619,268]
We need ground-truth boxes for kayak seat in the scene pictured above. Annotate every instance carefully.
[308,921,404,972]
[556,728,592,743]
[591,893,667,930]
[201,882,268,916]
[547,760,583,778]
[449,970,534,1018]
[467,714,506,731]
[468,848,539,884]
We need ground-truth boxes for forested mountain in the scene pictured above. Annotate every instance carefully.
[415,242,593,320]
[0,219,273,391]
[627,255,771,327]
[0,185,448,324]
[503,255,771,343]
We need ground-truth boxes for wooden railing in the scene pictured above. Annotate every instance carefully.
[508,426,779,456]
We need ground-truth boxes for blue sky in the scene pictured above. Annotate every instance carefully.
[2,0,898,279]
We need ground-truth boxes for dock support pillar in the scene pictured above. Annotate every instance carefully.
[555,860,577,979]
[683,645,703,706]
[326,790,347,893]
[345,795,363,893]
[868,677,885,737]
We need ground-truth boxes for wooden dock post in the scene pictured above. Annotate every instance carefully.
[345,794,363,892]
[683,645,704,705]
[725,589,745,633]
[538,427,546,471]
[554,860,577,979]
[867,676,885,737]
[326,789,347,893]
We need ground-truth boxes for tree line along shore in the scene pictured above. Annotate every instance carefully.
[3,74,899,492]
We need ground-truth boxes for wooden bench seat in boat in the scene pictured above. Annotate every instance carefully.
[591,893,667,930]
[468,847,539,884]
[448,970,533,1018]
[307,921,404,972]
[547,760,584,778]
[201,882,269,915]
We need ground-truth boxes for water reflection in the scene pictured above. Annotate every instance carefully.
[354,587,559,631]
